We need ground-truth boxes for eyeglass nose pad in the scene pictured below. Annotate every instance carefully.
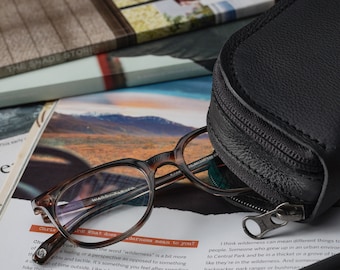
[41,212,53,223]
[32,207,50,223]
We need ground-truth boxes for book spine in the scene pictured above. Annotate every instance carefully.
[0,45,94,78]
[91,0,137,48]
[0,53,211,108]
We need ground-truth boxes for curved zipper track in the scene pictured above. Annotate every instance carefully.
[212,66,322,174]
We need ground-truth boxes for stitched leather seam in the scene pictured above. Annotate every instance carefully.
[211,94,322,184]
[208,117,305,202]
[228,0,330,150]
[214,66,323,172]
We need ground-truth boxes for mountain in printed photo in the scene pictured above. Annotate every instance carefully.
[45,112,194,136]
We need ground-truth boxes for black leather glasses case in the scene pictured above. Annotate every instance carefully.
[207,0,340,227]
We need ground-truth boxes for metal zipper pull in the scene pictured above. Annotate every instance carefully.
[242,202,305,239]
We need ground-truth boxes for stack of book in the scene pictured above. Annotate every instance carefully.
[0,0,274,107]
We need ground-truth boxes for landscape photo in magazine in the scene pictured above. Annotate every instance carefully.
[15,75,232,213]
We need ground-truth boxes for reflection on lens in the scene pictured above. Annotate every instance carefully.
[55,165,151,244]
[183,131,214,185]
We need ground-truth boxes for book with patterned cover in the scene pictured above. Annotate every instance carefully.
[0,0,274,78]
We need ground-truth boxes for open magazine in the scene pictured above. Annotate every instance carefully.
[2,198,340,269]
[15,76,214,202]
[0,102,56,218]
[2,76,340,269]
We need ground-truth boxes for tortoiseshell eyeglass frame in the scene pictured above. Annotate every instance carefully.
[31,126,251,264]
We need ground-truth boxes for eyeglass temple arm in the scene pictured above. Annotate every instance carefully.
[155,153,251,196]
[39,152,249,226]
[53,153,217,216]
[44,157,198,219]
[153,152,218,190]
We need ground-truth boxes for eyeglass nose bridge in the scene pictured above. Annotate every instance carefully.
[145,150,181,172]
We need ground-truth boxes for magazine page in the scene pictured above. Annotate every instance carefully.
[0,102,56,218]
[3,75,340,269]
[0,104,44,201]
[2,191,340,269]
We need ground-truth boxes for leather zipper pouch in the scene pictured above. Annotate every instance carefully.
[207,0,340,238]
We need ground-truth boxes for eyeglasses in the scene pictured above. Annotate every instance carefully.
[31,126,251,264]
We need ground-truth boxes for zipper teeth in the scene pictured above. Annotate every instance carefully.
[214,87,294,161]
[227,103,313,169]
[228,196,268,214]
[213,75,320,171]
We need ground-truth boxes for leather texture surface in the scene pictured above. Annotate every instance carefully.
[218,0,340,219]
[300,253,340,270]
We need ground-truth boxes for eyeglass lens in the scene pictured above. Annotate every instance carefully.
[55,165,151,244]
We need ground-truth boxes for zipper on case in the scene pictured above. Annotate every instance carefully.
[212,71,320,173]
[208,63,323,213]
[228,196,305,240]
